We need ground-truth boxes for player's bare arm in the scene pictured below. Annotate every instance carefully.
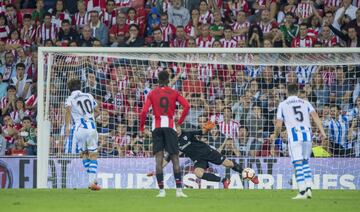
[65,106,71,137]
[310,111,327,139]
[271,119,283,141]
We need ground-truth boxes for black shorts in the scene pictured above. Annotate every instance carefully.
[193,149,226,169]
[152,128,178,154]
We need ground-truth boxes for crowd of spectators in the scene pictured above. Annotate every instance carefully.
[1,0,360,157]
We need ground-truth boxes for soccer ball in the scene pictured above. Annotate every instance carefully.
[242,168,255,180]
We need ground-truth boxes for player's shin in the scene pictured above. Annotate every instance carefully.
[82,158,90,172]
[302,159,312,190]
[174,172,183,189]
[201,173,222,182]
[293,161,306,194]
[156,173,164,189]
[88,159,98,184]
[230,160,243,173]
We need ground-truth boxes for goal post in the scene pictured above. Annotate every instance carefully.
[37,47,360,189]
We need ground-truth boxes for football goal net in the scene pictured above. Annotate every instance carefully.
[37,47,360,189]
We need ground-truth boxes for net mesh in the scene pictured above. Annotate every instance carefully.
[42,50,360,188]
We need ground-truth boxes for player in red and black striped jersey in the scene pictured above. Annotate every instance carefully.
[139,70,190,197]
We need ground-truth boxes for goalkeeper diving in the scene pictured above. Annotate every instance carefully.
[148,121,259,188]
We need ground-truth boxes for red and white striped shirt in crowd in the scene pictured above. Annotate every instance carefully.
[126,18,141,26]
[208,82,225,101]
[184,22,196,38]
[170,38,187,47]
[64,55,80,64]
[322,69,336,86]
[117,76,129,91]
[218,119,240,139]
[21,26,36,44]
[255,0,276,12]
[72,12,89,29]
[227,0,249,17]
[25,94,37,108]
[353,0,360,7]
[197,64,213,83]
[85,0,107,11]
[307,27,320,37]
[2,124,22,144]
[115,0,131,7]
[160,23,176,42]
[196,35,215,48]
[90,55,107,65]
[10,109,31,124]
[109,24,129,37]
[324,0,342,8]
[210,113,224,124]
[296,2,313,20]
[0,2,5,14]
[27,63,37,81]
[101,9,117,28]
[318,36,338,47]
[206,0,223,9]
[36,23,57,44]
[115,134,131,147]
[220,38,237,48]
[199,10,214,25]
[284,4,297,14]
[6,39,30,53]
[6,12,22,30]
[147,66,163,81]
[291,36,316,47]
[0,25,9,41]
[0,96,8,110]
[258,21,273,34]
[51,12,70,30]
[232,21,250,41]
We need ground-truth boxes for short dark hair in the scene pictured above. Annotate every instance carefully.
[224,25,233,31]
[22,116,32,122]
[239,126,249,132]
[16,63,25,69]
[62,19,70,25]
[7,85,16,91]
[5,4,15,9]
[158,70,169,86]
[129,24,139,31]
[23,14,31,20]
[44,12,52,18]
[330,105,341,111]
[67,78,81,92]
[287,84,298,96]
[127,7,136,14]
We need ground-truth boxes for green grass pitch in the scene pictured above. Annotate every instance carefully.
[1,189,360,212]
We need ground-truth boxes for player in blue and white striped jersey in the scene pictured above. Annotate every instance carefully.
[271,84,327,200]
[65,79,100,190]
[244,65,264,79]
[295,65,318,85]
[324,105,354,157]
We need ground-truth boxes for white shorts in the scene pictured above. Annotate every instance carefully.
[74,127,98,153]
[288,140,312,162]
[64,125,79,154]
